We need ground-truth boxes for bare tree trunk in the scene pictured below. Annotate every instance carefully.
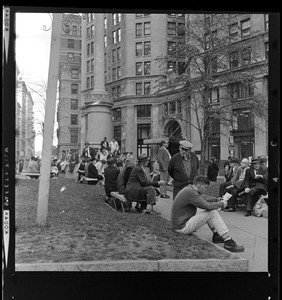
[37,14,62,226]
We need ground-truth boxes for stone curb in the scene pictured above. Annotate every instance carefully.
[16,255,248,272]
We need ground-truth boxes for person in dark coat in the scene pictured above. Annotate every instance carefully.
[168,140,199,199]
[82,141,96,162]
[100,137,110,151]
[207,157,219,182]
[104,157,120,200]
[117,155,136,195]
[87,157,104,185]
[125,154,166,214]
[241,157,268,216]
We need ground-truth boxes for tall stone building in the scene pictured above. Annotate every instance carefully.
[56,13,268,162]
[16,64,35,161]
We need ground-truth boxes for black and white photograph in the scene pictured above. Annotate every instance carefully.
[3,7,279,299]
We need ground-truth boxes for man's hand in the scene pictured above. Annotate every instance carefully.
[220,200,228,209]
[158,180,167,186]
[255,174,263,179]
[245,187,251,193]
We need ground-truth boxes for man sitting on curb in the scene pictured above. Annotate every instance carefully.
[171,175,245,252]
[125,154,166,214]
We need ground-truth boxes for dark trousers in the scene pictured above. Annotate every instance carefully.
[242,188,267,212]
[225,187,238,209]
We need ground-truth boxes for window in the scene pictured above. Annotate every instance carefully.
[136,42,142,56]
[113,108,121,120]
[113,30,117,44]
[211,56,217,73]
[264,14,269,31]
[229,51,239,68]
[144,41,151,55]
[104,17,107,30]
[177,100,182,113]
[164,103,168,115]
[117,28,121,42]
[112,68,116,81]
[209,116,220,133]
[91,25,94,37]
[229,23,239,41]
[91,76,94,88]
[87,61,90,72]
[87,43,90,55]
[144,62,151,75]
[136,82,142,95]
[71,84,78,94]
[178,62,186,75]
[168,41,176,55]
[177,23,185,36]
[71,99,78,110]
[168,22,176,35]
[112,49,116,62]
[136,23,142,36]
[87,27,91,39]
[71,114,78,125]
[117,66,121,79]
[117,13,121,23]
[265,42,269,60]
[113,13,117,25]
[229,82,254,99]
[114,126,121,145]
[242,47,251,65]
[144,82,151,95]
[70,129,78,143]
[71,69,79,79]
[68,53,74,62]
[104,35,107,48]
[241,18,251,39]
[136,62,143,75]
[91,42,94,54]
[233,110,254,130]
[117,85,121,97]
[137,105,151,118]
[117,47,121,61]
[211,30,218,48]
[72,25,77,36]
[144,22,151,35]
[169,101,176,114]
[167,61,176,73]
[112,87,117,98]
[209,87,220,103]
[87,77,90,89]
[68,39,74,48]
[91,59,94,71]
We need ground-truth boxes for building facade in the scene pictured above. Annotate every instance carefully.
[57,13,82,155]
[56,13,268,162]
[16,64,35,162]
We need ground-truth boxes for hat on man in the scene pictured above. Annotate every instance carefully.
[229,157,240,164]
[259,155,268,163]
[179,140,193,150]
[138,153,149,162]
[251,157,260,164]
[107,157,116,164]
[241,158,250,165]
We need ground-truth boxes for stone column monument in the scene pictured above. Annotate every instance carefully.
[81,13,113,149]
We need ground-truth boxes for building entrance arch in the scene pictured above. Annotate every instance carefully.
[165,120,182,156]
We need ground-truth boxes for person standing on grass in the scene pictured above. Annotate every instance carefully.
[171,175,245,253]
[207,157,219,182]
[157,139,171,199]
[168,140,199,200]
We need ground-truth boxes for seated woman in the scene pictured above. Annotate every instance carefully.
[117,155,136,195]
[87,157,104,185]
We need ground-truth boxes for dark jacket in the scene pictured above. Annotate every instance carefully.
[100,140,110,151]
[88,163,103,180]
[82,146,96,162]
[207,161,219,181]
[125,165,159,201]
[242,166,268,192]
[168,152,199,190]
[117,166,133,195]
[104,165,120,197]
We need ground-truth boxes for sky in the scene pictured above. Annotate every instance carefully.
[15,13,57,154]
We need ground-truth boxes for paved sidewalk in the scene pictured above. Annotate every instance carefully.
[154,189,268,272]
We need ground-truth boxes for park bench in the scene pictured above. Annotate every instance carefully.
[82,177,98,184]
[110,192,146,213]
[20,172,40,179]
